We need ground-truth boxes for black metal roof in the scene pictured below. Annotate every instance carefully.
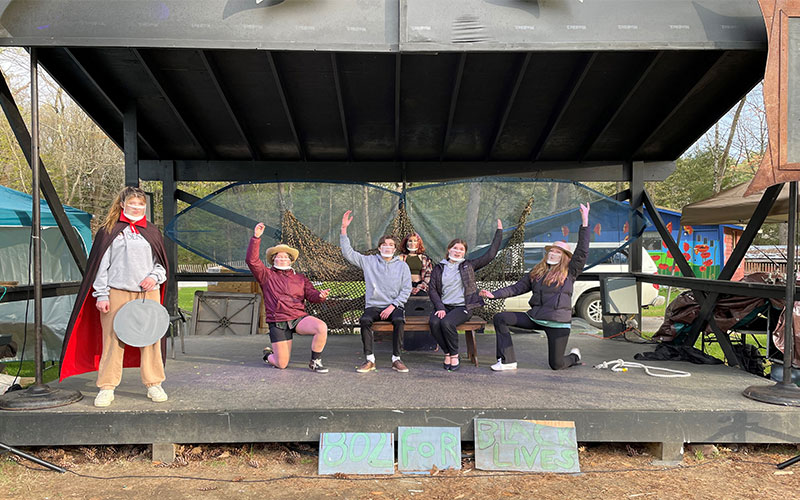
[0,0,768,181]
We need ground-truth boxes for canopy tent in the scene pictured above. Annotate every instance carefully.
[681,181,791,226]
[0,185,92,361]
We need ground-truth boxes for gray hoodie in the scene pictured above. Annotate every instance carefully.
[340,234,412,309]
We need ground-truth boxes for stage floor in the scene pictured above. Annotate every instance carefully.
[2,326,799,460]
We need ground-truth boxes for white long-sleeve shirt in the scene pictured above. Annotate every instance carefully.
[92,226,166,302]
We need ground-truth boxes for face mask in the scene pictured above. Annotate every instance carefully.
[407,243,418,252]
[546,253,561,265]
[273,264,292,270]
[123,210,144,222]
[380,246,395,258]
[448,252,465,263]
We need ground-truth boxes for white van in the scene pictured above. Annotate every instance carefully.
[499,243,664,328]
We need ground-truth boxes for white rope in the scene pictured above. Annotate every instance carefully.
[593,359,691,378]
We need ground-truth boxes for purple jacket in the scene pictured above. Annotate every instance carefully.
[247,237,324,322]
[491,225,590,323]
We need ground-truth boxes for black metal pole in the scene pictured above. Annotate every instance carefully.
[784,181,797,386]
[30,47,43,386]
[0,442,65,473]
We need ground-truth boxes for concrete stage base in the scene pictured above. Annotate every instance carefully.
[2,328,799,463]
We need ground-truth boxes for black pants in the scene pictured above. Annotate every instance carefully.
[359,306,405,357]
[492,311,579,370]
[429,305,472,356]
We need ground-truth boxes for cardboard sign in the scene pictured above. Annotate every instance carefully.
[398,426,461,474]
[474,419,580,473]
[318,432,394,475]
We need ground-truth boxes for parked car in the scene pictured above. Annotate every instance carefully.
[500,243,664,328]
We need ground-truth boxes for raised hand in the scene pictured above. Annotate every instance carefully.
[579,203,590,226]
[341,210,354,234]
[254,222,265,238]
[497,219,503,230]
[479,289,495,299]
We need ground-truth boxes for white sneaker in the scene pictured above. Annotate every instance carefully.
[490,359,517,371]
[146,384,168,403]
[94,389,114,407]
[570,347,582,362]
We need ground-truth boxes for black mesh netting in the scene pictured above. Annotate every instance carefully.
[167,178,648,332]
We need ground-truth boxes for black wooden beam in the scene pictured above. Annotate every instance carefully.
[578,51,662,161]
[266,51,305,161]
[531,53,596,161]
[633,273,785,299]
[394,53,401,161]
[139,159,670,183]
[123,104,139,186]
[632,52,726,158]
[642,188,694,278]
[198,50,260,161]
[63,48,159,158]
[612,189,631,201]
[133,48,214,158]
[0,70,87,274]
[1,282,81,303]
[487,52,531,160]
[330,53,351,161]
[440,53,467,161]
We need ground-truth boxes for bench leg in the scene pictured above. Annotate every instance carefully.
[465,330,478,367]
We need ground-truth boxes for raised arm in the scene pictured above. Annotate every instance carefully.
[339,210,367,269]
[246,224,270,282]
[568,203,590,277]
[470,219,504,270]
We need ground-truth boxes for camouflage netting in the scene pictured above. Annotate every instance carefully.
[167,179,648,332]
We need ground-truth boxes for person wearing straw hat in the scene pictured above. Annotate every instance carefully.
[247,223,331,373]
[481,203,590,371]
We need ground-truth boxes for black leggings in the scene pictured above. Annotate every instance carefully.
[429,305,472,356]
[492,311,579,370]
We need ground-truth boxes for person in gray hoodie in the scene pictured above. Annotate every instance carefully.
[340,210,412,373]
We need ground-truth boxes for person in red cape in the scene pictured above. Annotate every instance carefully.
[59,186,170,407]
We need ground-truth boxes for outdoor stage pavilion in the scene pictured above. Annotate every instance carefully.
[0,0,798,464]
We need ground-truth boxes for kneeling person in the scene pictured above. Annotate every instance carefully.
[247,223,331,373]
[340,211,412,373]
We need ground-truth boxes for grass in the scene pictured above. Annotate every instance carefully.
[1,360,60,384]
[178,286,206,312]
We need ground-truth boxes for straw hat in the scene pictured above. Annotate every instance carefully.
[544,240,573,258]
[266,244,299,263]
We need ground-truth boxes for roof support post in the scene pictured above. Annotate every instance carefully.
[628,160,644,327]
[162,161,178,317]
[0,66,86,274]
[124,104,139,187]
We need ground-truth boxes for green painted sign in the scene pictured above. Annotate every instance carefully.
[398,426,461,474]
[474,418,580,473]
[318,432,395,475]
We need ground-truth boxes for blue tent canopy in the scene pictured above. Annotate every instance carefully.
[0,184,93,251]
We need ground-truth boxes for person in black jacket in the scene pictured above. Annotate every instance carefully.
[429,219,502,371]
[480,203,590,371]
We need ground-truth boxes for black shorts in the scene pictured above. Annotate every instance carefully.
[268,315,307,343]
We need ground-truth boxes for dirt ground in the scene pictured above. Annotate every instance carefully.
[1,442,799,500]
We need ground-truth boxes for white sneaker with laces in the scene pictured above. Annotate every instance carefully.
[569,347,582,362]
[490,359,517,371]
[147,384,168,402]
[94,389,114,407]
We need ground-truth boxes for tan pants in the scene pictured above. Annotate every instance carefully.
[96,288,166,390]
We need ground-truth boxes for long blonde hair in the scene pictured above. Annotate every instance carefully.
[102,186,147,234]
[529,253,570,287]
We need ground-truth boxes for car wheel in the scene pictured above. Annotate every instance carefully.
[578,291,603,328]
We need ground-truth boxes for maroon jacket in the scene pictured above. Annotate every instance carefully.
[246,237,324,322]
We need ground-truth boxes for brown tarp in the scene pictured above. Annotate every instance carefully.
[680,181,791,226]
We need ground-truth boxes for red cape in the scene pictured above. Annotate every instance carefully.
[59,220,169,381]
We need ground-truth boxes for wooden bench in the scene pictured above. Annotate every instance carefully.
[372,316,487,366]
